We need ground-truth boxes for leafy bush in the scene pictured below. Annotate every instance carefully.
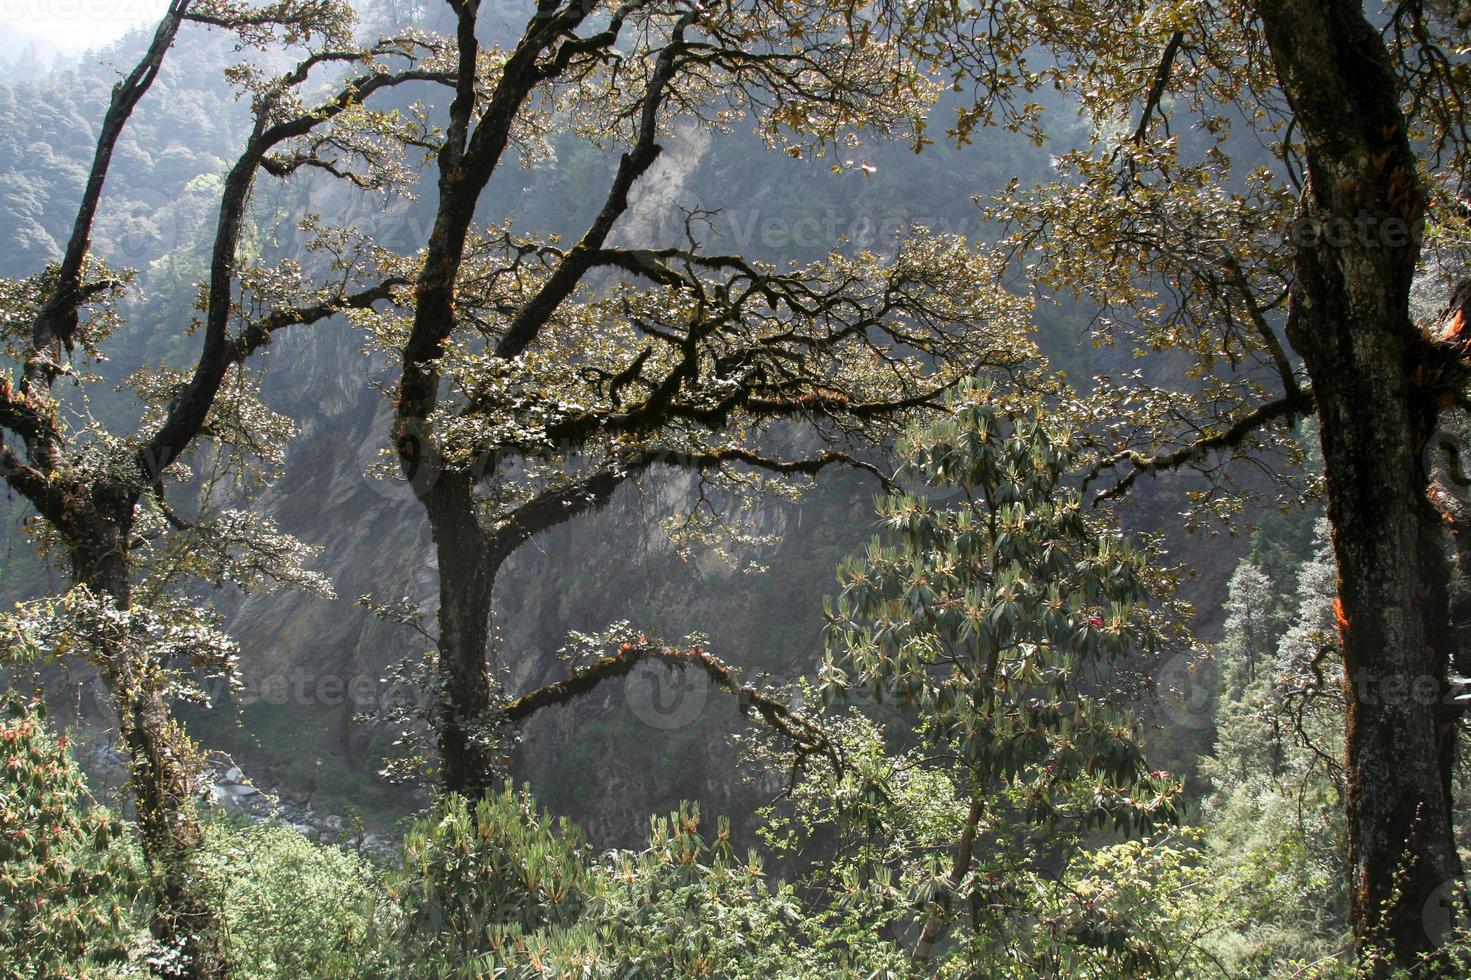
[392,786,823,978]
[196,822,394,979]
[393,785,589,975]
[574,804,815,978]
[0,692,145,979]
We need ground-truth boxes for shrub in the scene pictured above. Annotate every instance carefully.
[0,692,145,979]
[196,821,395,979]
[393,785,588,974]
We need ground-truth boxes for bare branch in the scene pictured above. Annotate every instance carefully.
[1131,31,1184,145]
[503,639,843,777]
[24,0,191,417]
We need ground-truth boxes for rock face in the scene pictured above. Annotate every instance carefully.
[202,759,395,860]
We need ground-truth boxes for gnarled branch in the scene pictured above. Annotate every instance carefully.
[26,0,191,396]
[1084,389,1315,504]
[504,639,842,780]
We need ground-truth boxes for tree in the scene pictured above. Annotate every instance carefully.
[0,2,448,972]
[357,0,1039,795]
[1220,562,1277,695]
[817,383,1184,964]
[1194,525,1352,972]
[965,0,1470,967]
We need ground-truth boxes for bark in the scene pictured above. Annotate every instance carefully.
[71,490,226,979]
[423,472,501,797]
[1255,0,1460,969]
[911,792,984,963]
[394,4,688,797]
[389,7,576,799]
[425,457,658,795]
[421,445,883,795]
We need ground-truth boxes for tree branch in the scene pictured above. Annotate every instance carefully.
[503,639,843,778]
[398,0,603,425]
[483,444,894,576]
[26,0,190,390]
[139,54,437,484]
[232,277,410,360]
[0,444,74,528]
[1131,30,1184,145]
[494,9,701,359]
[1084,389,1315,504]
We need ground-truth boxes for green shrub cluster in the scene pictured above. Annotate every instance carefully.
[0,693,144,979]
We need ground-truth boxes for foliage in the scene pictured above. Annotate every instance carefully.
[756,711,1234,977]
[0,692,146,980]
[2,1,1465,976]
[974,0,1468,516]
[566,805,813,978]
[822,383,1185,834]
[1188,521,1353,974]
[1,586,240,707]
[786,386,1189,967]
[392,786,816,978]
[195,821,396,980]
[393,786,590,971]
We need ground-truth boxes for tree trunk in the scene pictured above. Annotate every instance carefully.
[424,471,501,798]
[73,489,226,978]
[1255,0,1460,969]
[911,791,984,963]
[1304,328,1462,971]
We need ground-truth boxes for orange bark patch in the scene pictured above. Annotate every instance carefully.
[1334,597,1351,639]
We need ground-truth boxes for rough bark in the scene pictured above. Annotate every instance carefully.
[424,455,660,795]
[71,492,225,979]
[390,5,571,798]
[424,472,500,798]
[393,3,688,797]
[1255,0,1460,969]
